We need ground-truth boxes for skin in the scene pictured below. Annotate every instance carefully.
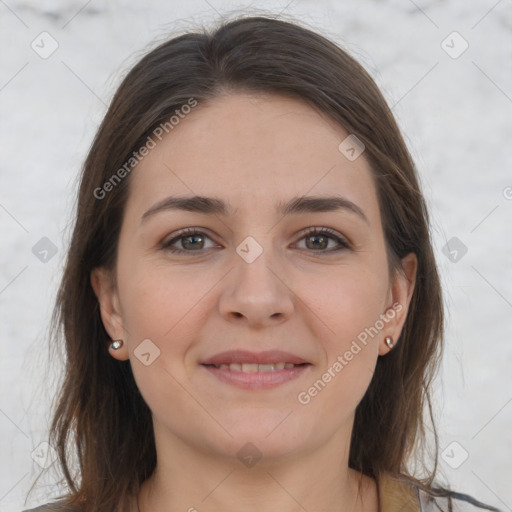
[91,92,417,512]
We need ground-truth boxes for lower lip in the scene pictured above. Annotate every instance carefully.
[201,364,311,390]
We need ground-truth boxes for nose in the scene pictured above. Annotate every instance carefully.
[218,247,295,328]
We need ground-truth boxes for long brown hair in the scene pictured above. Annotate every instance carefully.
[30,14,447,511]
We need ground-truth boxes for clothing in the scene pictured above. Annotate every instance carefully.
[22,471,502,512]
[380,472,502,512]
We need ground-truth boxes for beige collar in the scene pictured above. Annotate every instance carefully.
[131,471,421,512]
[378,472,420,512]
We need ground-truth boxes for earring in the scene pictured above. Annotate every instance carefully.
[385,336,394,349]
[110,339,123,350]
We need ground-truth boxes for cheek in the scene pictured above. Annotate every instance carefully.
[116,259,218,420]
[302,264,389,342]
[117,256,218,341]
[293,267,387,411]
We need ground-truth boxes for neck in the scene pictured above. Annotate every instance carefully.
[136,421,378,512]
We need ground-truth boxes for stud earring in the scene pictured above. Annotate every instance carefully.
[110,339,123,350]
[385,336,394,349]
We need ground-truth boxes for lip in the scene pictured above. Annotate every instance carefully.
[201,363,311,390]
[201,350,310,366]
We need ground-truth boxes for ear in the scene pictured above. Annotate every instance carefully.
[90,267,129,361]
[378,252,417,356]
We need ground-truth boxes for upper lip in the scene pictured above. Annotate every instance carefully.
[201,350,310,366]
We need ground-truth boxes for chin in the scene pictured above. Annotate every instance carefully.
[215,412,312,460]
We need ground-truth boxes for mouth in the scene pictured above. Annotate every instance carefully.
[202,362,309,372]
[200,349,310,366]
[200,350,312,390]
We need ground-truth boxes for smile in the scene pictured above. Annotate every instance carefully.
[207,362,302,372]
[201,362,311,390]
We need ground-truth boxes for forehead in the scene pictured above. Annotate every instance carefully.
[125,92,378,220]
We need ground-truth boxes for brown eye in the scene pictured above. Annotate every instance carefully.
[161,229,218,254]
[179,233,206,250]
[296,228,351,253]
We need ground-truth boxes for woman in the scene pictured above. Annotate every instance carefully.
[24,14,501,512]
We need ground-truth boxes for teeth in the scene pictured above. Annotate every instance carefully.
[214,362,299,372]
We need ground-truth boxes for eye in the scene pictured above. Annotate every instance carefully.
[294,227,351,253]
[161,226,351,255]
[161,228,219,254]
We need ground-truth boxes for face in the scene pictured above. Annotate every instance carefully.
[92,92,416,464]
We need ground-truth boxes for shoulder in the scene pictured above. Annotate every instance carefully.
[417,488,504,512]
[22,501,80,512]
[378,472,503,512]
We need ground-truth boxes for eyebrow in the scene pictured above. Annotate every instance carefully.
[141,194,369,224]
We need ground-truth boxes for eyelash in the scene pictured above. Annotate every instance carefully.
[160,227,351,255]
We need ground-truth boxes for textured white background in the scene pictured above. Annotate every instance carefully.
[1,1,511,511]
